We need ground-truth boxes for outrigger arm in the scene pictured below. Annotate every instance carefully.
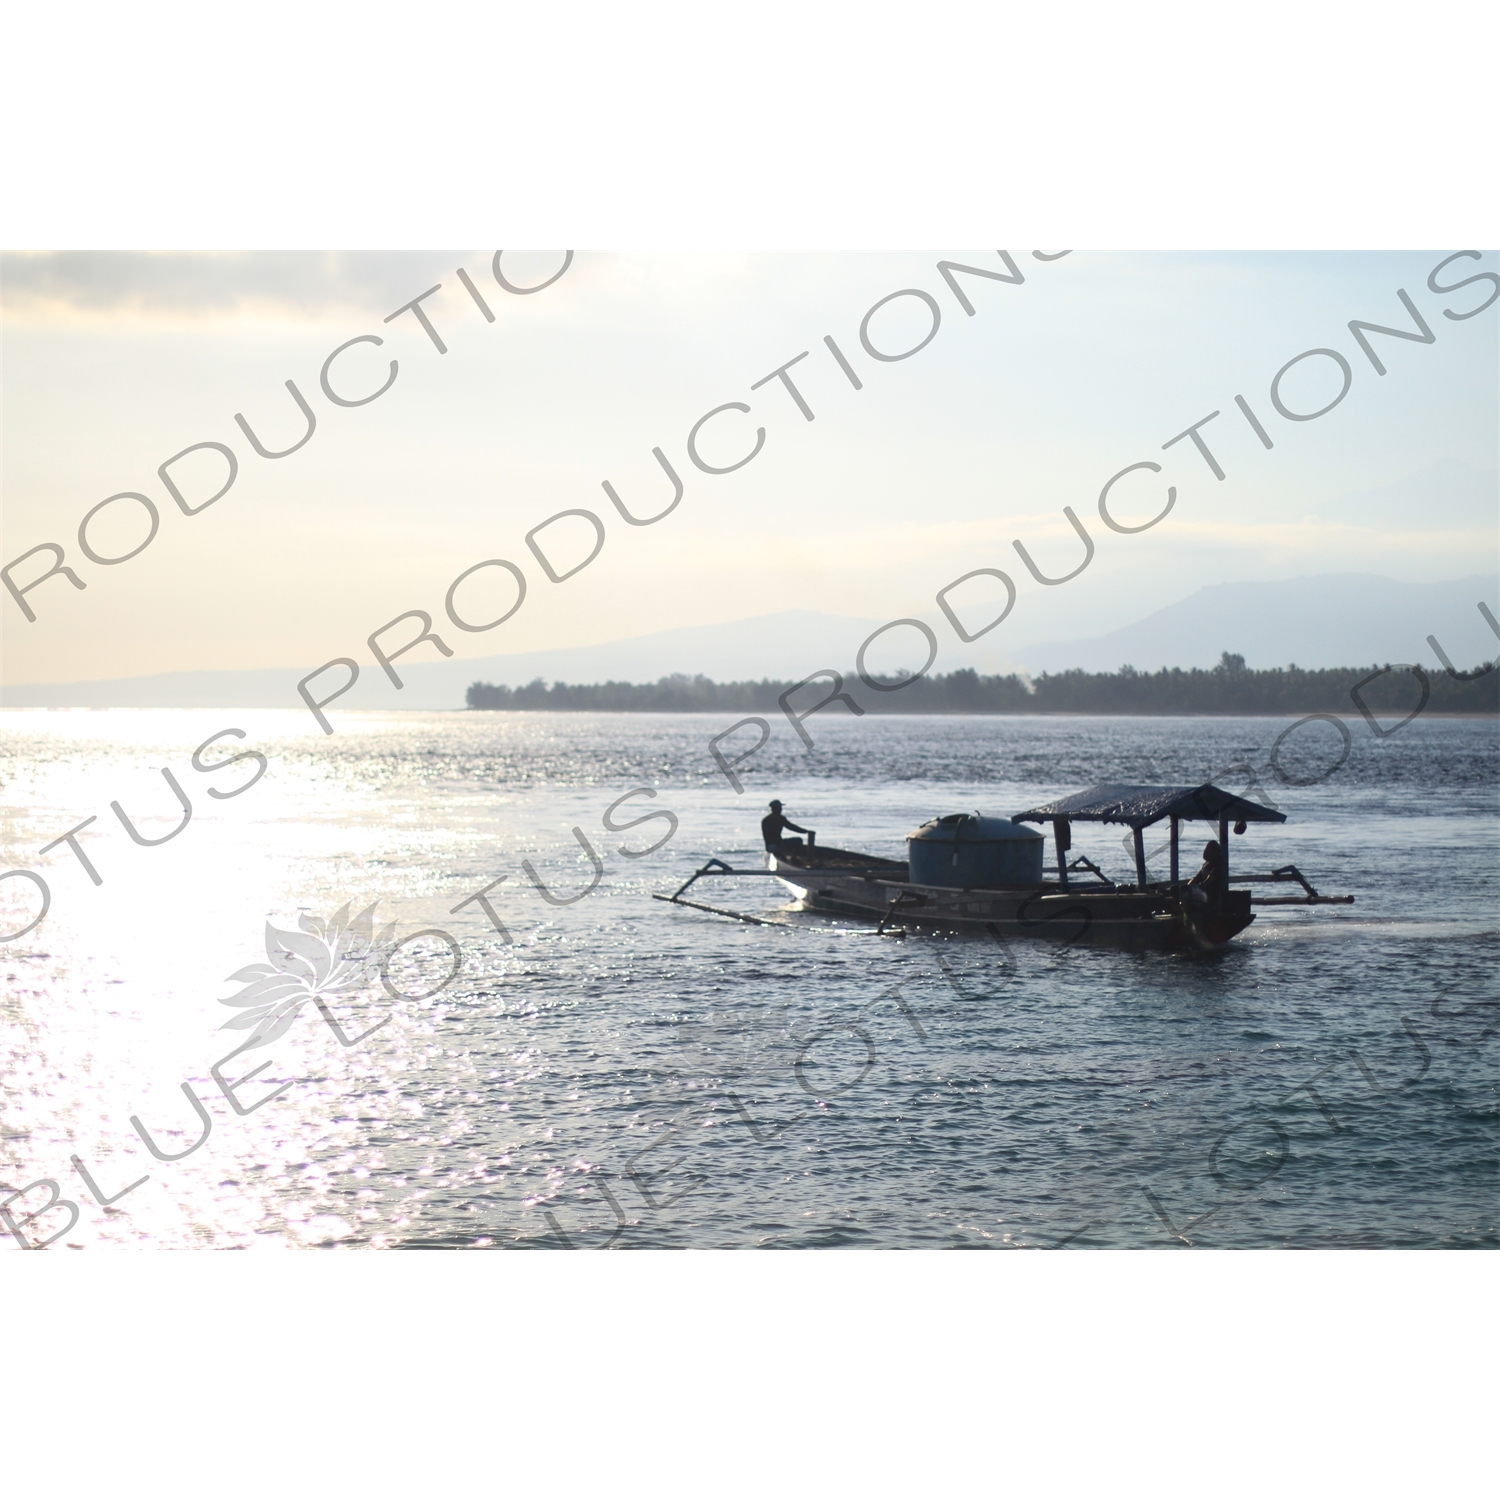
[653,857,793,926]
[1234,864,1354,905]
[654,858,900,924]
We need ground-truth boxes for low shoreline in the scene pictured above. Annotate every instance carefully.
[461,706,1498,718]
[465,660,1499,718]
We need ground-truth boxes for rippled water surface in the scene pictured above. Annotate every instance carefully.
[2,708,1495,1249]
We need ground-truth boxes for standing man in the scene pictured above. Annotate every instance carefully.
[761,799,815,852]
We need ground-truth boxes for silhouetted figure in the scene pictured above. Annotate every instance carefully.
[762,799,814,852]
[1187,839,1225,905]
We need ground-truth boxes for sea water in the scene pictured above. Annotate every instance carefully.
[1,708,1495,1249]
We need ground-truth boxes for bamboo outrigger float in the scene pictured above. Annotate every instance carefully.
[655,783,1352,953]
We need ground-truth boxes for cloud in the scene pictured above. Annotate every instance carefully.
[0,250,574,323]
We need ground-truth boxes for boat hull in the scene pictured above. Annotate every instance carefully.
[767,848,1253,952]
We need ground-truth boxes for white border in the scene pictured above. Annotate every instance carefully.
[2,1,1497,247]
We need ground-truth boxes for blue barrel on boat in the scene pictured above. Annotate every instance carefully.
[906,813,1045,888]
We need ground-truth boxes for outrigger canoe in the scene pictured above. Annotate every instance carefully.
[655,783,1352,953]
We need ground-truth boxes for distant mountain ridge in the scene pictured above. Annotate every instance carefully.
[1017,573,1499,675]
[0,610,886,710]
[5,576,1496,710]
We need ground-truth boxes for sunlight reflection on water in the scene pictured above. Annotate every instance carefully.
[2,708,1495,1249]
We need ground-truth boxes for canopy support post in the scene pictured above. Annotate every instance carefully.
[1132,826,1148,889]
[1054,820,1070,889]
[1219,815,1230,887]
[1169,817,1180,886]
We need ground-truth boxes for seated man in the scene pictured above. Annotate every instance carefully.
[1187,839,1226,904]
[761,799,814,852]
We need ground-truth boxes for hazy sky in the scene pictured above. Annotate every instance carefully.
[2,250,1496,688]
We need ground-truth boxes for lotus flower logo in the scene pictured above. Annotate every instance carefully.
[219,902,397,1049]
